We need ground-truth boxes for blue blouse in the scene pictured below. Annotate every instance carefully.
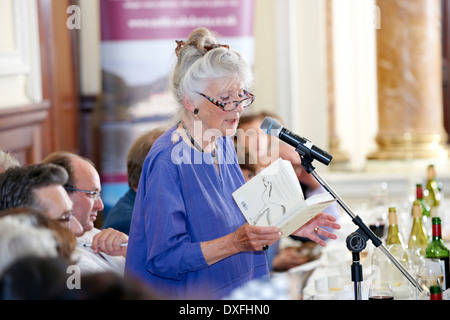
[125,126,269,299]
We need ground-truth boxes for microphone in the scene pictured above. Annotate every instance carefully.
[260,117,333,166]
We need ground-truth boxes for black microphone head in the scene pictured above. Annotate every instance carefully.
[260,117,283,136]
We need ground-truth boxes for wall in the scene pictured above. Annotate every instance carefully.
[0,0,42,109]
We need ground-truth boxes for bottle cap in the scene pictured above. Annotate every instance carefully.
[416,184,424,199]
[432,217,441,225]
[430,285,442,294]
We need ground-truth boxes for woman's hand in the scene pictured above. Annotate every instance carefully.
[231,223,281,252]
[200,223,281,266]
[291,212,340,246]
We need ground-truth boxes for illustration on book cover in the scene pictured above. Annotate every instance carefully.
[249,177,287,225]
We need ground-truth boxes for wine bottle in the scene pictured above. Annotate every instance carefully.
[425,217,450,290]
[408,200,429,259]
[386,207,408,263]
[414,183,430,218]
[425,164,441,217]
[429,285,443,300]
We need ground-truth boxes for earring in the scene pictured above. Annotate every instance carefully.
[193,109,199,117]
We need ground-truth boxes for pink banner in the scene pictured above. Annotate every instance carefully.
[100,0,254,41]
[99,0,255,210]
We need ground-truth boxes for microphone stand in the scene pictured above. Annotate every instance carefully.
[296,150,423,300]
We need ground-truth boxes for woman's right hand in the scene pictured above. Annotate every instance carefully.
[231,223,281,252]
[200,223,281,266]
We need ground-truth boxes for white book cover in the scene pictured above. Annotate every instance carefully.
[233,158,335,236]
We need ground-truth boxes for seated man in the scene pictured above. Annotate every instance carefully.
[42,152,128,276]
[0,163,82,237]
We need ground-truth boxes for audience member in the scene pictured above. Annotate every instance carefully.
[0,213,59,276]
[42,151,128,276]
[0,151,20,173]
[72,271,160,300]
[0,207,76,262]
[0,163,83,236]
[270,123,342,272]
[235,112,273,168]
[103,128,165,234]
[236,112,342,272]
[0,256,73,300]
[0,255,158,300]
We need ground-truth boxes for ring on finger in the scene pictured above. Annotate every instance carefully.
[314,226,320,235]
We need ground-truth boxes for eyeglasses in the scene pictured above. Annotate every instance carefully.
[197,90,255,112]
[65,186,102,201]
[57,210,74,227]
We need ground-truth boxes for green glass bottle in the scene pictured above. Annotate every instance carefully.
[430,284,443,300]
[386,207,408,263]
[408,200,429,258]
[414,183,430,218]
[425,217,450,290]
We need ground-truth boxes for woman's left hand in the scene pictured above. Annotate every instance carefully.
[291,212,340,247]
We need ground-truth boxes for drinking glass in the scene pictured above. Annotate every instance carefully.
[415,258,443,300]
[368,283,394,300]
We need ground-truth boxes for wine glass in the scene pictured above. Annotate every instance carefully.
[416,258,443,300]
[368,283,394,300]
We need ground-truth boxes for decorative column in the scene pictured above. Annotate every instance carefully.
[326,0,349,163]
[368,0,449,160]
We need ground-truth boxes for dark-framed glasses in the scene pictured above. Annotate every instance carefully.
[65,186,102,201]
[197,90,255,112]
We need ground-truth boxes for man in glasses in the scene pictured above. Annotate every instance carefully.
[0,163,83,237]
[42,152,127,276]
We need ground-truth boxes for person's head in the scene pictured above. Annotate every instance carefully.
[42,152,104,232]
[0,164,82,236]
[236,111,282,167]
[0,255,72,300]
[236,113,267,162]
[127,128,165,191]
[0,151,20,173]
[0,214,59,276]
[0,208,77,262]
[170,27,255,137]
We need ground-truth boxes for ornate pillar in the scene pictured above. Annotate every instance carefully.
[326,0,349,163]
[368,0,448,160]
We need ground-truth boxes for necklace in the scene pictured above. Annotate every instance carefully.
[179,120,219,161]
[179,120,205,153]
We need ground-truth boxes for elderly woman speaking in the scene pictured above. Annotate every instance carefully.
[125,27,340,299]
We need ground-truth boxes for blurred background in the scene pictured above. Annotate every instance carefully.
[1,0,450,236]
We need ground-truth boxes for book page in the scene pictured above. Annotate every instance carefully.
[233,158,335,236]
[233,158,303,227]
[276,198,335,236]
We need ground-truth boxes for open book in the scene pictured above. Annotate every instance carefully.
[233,158,335,236]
